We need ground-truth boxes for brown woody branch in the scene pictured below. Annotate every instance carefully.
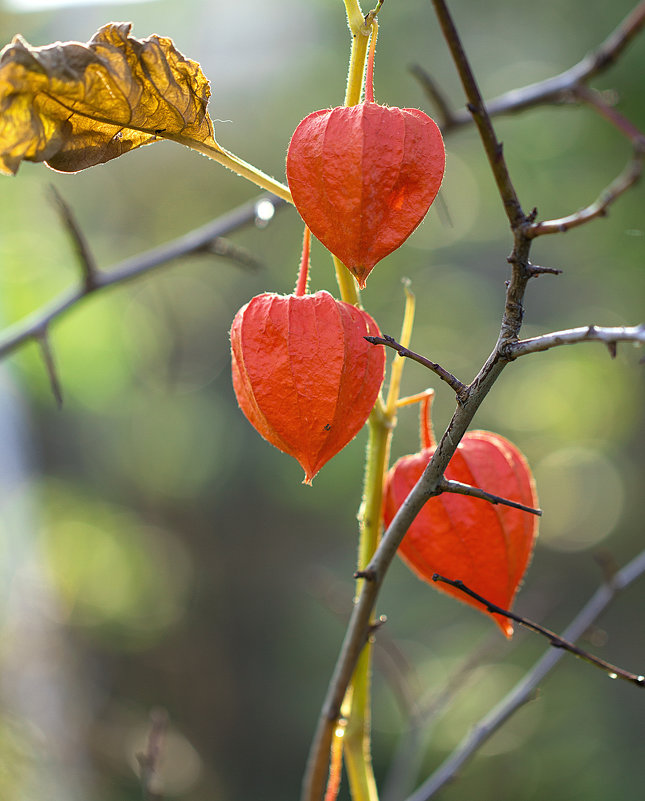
[504,324,645,359]
[364,335,468,400]
[432,574,644,687]
[439,479,542,516]
[414,1,645,131]
[0,194,286,362]
[301,4,645,799]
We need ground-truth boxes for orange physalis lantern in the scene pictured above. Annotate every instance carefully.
[383,393,538,636]
[230,230,385,484]
[286,38,445,288]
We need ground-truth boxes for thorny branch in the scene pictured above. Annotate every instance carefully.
[414,1,645,132]
[301,3,645,799]
[432,574,645,687]
[406,550,645,801]
[438,479,542,517]
[0,194,286,363]
[505,324,645,359]
[364,334,468,400]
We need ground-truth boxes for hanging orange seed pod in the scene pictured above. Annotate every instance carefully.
[230,229,385,483]
[383,393,538,636]
[286,30,445,288]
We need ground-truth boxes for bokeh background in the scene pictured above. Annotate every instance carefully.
[0,1,643,800]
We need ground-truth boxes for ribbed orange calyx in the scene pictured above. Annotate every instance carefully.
[286,103,445,288]
[230,291,385,484]
[383,403,538,637]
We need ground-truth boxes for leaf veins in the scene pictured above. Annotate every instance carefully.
[0,22,219,174]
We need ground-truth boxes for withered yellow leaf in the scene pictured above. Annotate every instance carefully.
[0,22,219,174]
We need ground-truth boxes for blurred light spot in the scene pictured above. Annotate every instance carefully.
[489,351,636,441]
[255,199,276,227]
[534,447,624,552]
[40,485,192,646]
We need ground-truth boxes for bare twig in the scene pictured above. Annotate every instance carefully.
[36,329,63,408]
[430,1,526,230]
[414,2,645,129]
[504,324,645,359]
[49,185,98,290]
[528,142,645,236]
[0,194,286,362]
[406,550,645,801]
[408,64,459,129]
[432,574,644,687]
[439,479,542,516]
[364,335,468,399]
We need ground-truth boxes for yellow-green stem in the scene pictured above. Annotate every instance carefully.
[342,286,413,801]
[333,255,361,306]
[333,9,387,801]
[173,136,293,203]
[343,406,391,801]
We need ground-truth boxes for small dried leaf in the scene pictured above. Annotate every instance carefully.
[0,22,218,174]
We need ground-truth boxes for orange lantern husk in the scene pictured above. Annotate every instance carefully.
[230,230,385,483]
[383,395,538,636]
[285,37,445,288]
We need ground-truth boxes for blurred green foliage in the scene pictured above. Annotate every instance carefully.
[0,1,643,800]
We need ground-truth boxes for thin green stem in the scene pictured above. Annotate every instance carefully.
[342,287,415,801]
[333,255,361,306]
[344,1,372,107]
[322,8,385,801]
[171,136,293,203]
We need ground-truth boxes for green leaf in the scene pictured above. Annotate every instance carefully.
[0,22,219,174]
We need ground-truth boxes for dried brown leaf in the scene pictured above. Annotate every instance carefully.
[0,22,219,174]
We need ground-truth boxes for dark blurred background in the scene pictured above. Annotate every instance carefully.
[0,1,643,800]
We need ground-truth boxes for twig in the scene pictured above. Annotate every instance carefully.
[36,329,63,408]
[408,64,459,130]
[382,636,499,801]
[528,142,645,237]
[48,185,98,290]
[430,1,526,230]
[432,574,644,687]
[136,708,169,801]
[364,335,468,400]
[0,194,286,362]
[439,479,542,516]
[406,550,645,801]
[414,2,645,129]
[504,324,645,359]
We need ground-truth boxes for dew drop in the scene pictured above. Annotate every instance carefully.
[608,672,618,680]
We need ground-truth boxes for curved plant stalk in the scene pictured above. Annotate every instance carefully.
[167,135,293,203]
[333,255,361,307]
